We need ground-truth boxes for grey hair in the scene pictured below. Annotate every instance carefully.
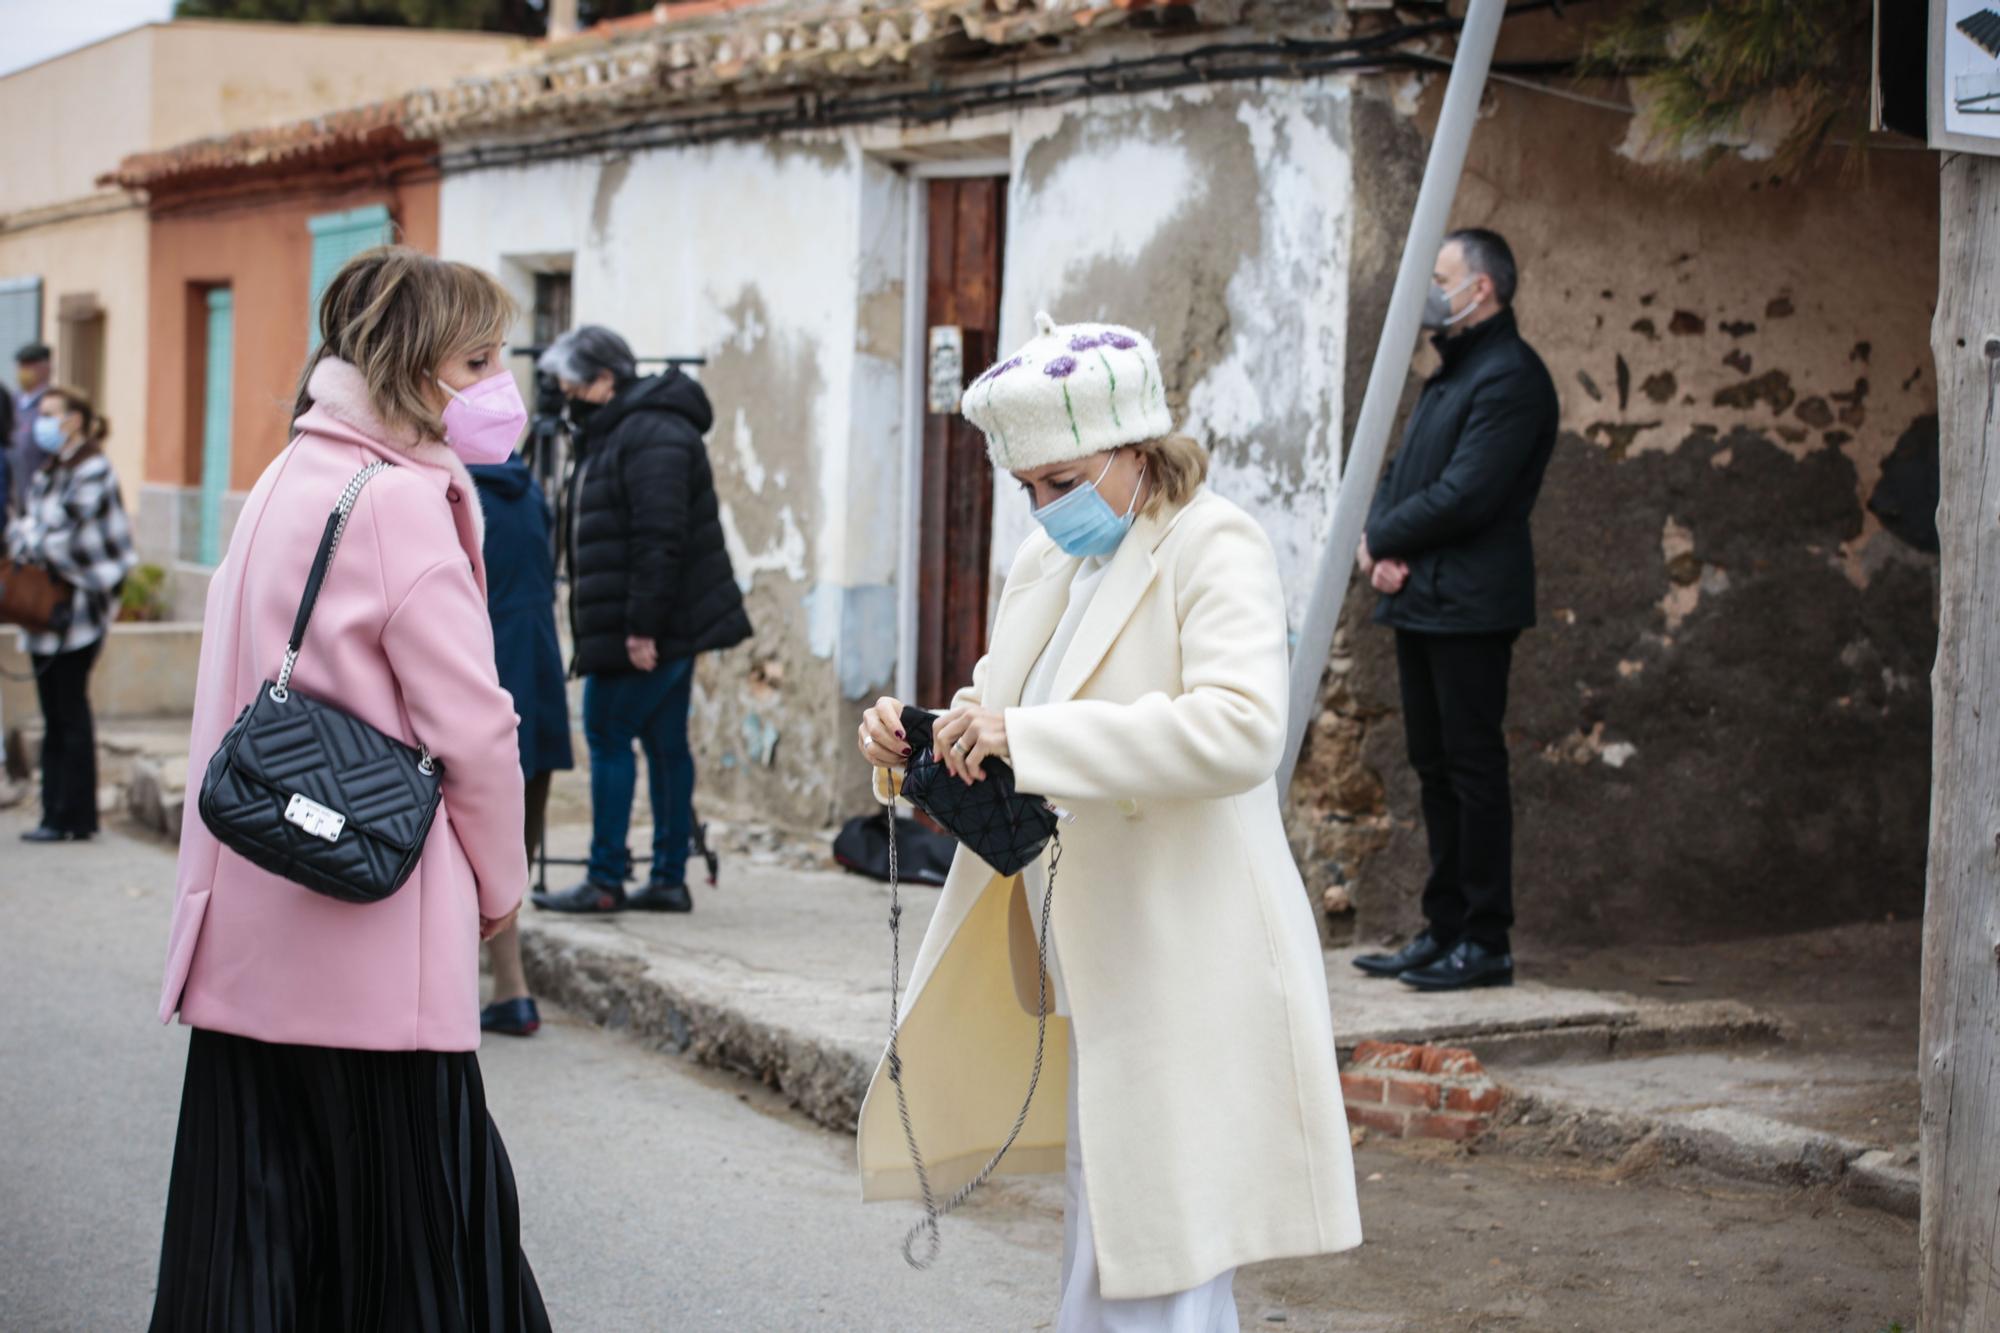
[537,324,637,387]
[1446,228,1518,307]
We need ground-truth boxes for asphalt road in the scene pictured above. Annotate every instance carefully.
[0,809,1056,1332]
[0,806,1920,1332]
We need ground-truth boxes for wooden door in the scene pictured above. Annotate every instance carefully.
[916,177,1006,708]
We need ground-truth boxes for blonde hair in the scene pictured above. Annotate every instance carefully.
[1131,434,1209,517]
[43,383,110,459]
[292,246,517,441]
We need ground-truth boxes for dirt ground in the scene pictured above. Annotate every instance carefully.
[1524,919,1922,1145]
[1229,1138,1914,1333]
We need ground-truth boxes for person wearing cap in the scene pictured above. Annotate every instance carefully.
[854,313,1361,1328]
[531,325,751,915]
[10,342,52,515]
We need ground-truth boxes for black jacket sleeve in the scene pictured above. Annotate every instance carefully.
[1365,448,1398,538]
[1365,373,1549,559]
[620,424,693,642]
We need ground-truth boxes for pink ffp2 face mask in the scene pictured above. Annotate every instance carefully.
[438,372,528,465]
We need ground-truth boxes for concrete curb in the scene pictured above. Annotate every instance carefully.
[1495,1086,1919,1218]
[518,921,876,1135]
[1407,998,1791,1067]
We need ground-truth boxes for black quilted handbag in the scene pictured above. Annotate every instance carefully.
[895,704,1060,876]
[197,462,443,903]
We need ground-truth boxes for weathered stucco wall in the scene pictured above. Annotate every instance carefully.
[440,140,904,828]
[1290,81,1940,947]
[442,83,1359,835]
[0,210,151,493]
[995,82,1357,622]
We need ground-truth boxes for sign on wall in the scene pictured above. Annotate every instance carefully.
[927,325,964,415]
[1932,0,2000,151]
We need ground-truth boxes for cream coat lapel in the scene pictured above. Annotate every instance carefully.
[1044,504,1179,705]
[984,542,1079,711]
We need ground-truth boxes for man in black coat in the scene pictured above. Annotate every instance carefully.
[531,326,752,915]
[1352,229,1559,992]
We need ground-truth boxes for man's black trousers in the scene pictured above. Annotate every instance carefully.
[1394,630,1517,953]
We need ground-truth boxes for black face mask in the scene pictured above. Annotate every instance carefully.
[566,398,602,431]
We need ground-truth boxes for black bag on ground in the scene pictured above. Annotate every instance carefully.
[197,463,443,904]
[895,704,1061,878]
[833,813,953,885]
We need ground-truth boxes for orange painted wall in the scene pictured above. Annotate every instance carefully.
[145,171,440,491]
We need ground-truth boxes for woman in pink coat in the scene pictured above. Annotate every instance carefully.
[149,248,551,1332]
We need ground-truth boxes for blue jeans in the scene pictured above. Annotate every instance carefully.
[583,658,695,888]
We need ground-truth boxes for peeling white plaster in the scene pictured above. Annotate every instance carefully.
[805,582,841,660]
[439,136,870,586]
[1616,81,1789,165]
[720,501,809,591]
[1390,73,1429,119]
[1661,516,1695,563]
[1188,91,1353,623]
[999,84,1355,625]
[1009,128,1198,304]
[731,407,767,493]
[1660,582,1700,633]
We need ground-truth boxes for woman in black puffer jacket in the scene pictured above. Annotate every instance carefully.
[534,326,751,915]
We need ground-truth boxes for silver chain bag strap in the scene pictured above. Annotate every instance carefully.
[197,461,445,903]
[883,800,1061,1268]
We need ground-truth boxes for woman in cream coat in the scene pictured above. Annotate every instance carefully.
[856,314,1361,1329]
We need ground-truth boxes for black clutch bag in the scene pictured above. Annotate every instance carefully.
[197,463,443,904]
[896,705,1061,877]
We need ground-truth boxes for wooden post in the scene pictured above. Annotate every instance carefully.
[1921,150,2000,1330]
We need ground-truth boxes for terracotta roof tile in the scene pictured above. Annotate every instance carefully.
[109,0,1223,184]
[102,99,422,190]
[407,0,1204,136]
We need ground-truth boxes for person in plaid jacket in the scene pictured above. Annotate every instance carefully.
[6,384,136,842]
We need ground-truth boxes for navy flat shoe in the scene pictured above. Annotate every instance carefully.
[481,997,541,1037]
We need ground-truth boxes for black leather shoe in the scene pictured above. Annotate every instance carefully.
[531,879,626,913]
[20,826,90,844]
[481,997,541,1037]
[1399,939,1514,991]
[1352,930,1452,978]
[627,881,693,913]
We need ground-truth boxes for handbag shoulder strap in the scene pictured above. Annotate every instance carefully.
[271,461,393,700]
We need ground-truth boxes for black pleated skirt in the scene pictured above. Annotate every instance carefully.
[149,1028,552,1333]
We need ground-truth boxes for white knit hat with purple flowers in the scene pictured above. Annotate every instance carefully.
[961,311,1174,471]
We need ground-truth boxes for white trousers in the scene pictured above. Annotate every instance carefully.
[1058,1033,1240,1333]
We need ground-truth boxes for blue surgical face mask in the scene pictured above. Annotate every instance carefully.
[31,416,65,453]
[1031,453,1147,559]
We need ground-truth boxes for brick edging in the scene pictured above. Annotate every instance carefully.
[1342,1040,1504,1141]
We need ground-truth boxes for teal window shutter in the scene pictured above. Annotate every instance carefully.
[0,277,42,394]
[307,205,394,345]
[199,287,235,567]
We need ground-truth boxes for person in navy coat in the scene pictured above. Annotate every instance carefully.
[470,455,575,1035]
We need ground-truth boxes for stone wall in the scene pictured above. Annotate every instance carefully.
[994,81,1358,623]
[1290,78,1941,948]
[441,140,905,829]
